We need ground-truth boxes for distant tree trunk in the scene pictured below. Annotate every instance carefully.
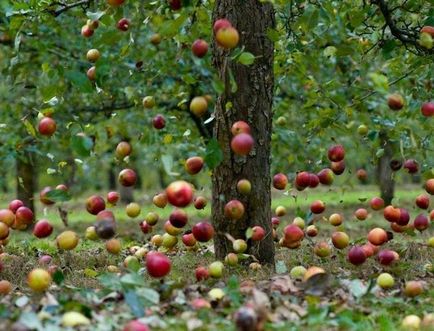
[211,0,275,264]
[16,151,36,213]
[377,132,395,205]
[120,186,134,204]
[108,162,116,190]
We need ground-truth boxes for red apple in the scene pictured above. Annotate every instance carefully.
[331,160,345,175]
[387,93,404,110]
[0,209,15,227]
[308,174,319,188]
[152,114,165,129]
[191,39,208,58]
[169,209,188,228]
[328,144,345,162]
[356,169,368,182]
[15,206,34,226]
[425,178,434,195]
[33,219,53,238]
[317,168,334,185]
[251,226,265,241]
[331,231,349,249]
[139,221,153,234]
[295,171,310,188]
[306,225,318,237]
[367,227,388,246]
[195,266,210,281]
[182,231,197,247]
[314,241,331,257]
[355,208,368,220]
[146,251,171,278]
[224,200,245,220]
[86,195,106,215]
[310,200,325,214]
[118,168,137,187]
[273,173,288,190]
[117,18,130,31]
[39,186,55,205]
[383,205,401,223]
[231,133,254,155]
[284,224,304,242]
[193,196,207,210]
[81,25,94,38]
[414,214,429,231]
[415,194,430,209]
[87,66,96,80]
[107,0,125,6]
[38,117,56,136]
[185,156,204,175]
[271,216,280,227]
[378,249,397,265]
[421,102,434,117]
[107,191,120,205]
[192,221,214,242]
[396,208,410,225]
[8,199,24,213]
[123,320,149,331]
[348,246,366,265]
[213,18,232,33]
[115,141,132,159]
[216,26,239,49]
[231,121,251,135]
[403,159,418,174]
[0,223,9,240]
[153,192,168,208]
[96,210,115,222]
[370,197,385,210]
[166,180,193,207]
[167,0,181,9]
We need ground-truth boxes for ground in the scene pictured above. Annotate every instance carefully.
[0,185,433,330]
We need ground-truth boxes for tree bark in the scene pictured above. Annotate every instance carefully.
[16,151,36,213]
[211,0,275,264]
[377,132,395,205]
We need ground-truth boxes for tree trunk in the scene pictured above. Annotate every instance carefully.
[108,162,117,190]
[16,151,36,213]
[377,132,395,205]
[211,0,275,264]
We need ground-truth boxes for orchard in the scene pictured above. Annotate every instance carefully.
[0,0,433,330]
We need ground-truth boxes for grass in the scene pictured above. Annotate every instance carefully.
[0,184,433,330]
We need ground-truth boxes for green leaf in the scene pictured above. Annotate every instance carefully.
[266,28,280,42]
[23,119,36,137]
[53,270,64,285]
[205,138,223,170]
[161,154,180,176]
[237,52,255,65]
[124,290,145,317]
[65,71,93,93]
[71,134,93,157]
[160,14,188,38]
[135,288,160,306]
[369,73,389,92]
[98,273,122,291]
[84,268,99,278]
[45,189,72,202]
[120,273,145,288]
[87,11,105,21]
[245,227,253,239]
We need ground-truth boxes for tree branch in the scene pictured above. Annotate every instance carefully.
[48,0,93,17]
[371,0,433,55]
